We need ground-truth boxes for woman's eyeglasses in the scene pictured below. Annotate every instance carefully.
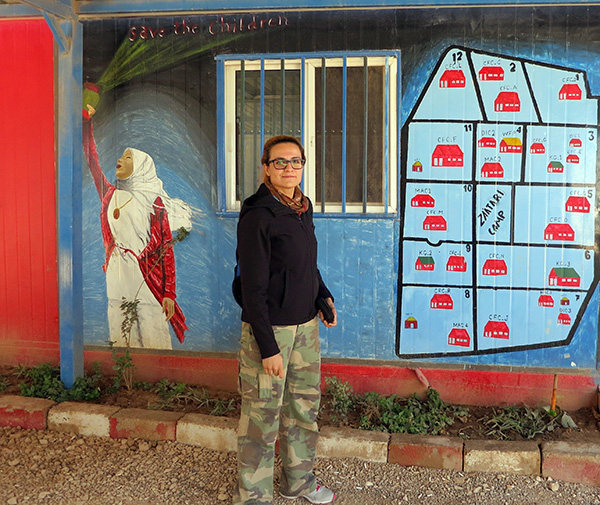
[268,157,306,170]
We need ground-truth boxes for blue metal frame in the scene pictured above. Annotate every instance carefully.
[57,19,83,388]
[75,0,595,16]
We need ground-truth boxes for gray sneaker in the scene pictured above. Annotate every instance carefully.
[281,484,335,504]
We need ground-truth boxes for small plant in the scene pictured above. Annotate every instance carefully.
[151,379,236,415]
[18,363,103,403]
[324,376,355,423]
[0,377,9,393]
[480,404,578,440]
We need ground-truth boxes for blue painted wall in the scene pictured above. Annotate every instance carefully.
[81,6,599,370]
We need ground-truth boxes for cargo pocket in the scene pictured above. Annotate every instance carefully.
[240,365,274,403]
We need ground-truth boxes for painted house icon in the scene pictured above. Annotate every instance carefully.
[565,196,590,213]
[500,137,522,153]
[415,256,435,271]
[412,161,423,172]
[547,161,564,173]
[544,223,575,241]
[530,142,545,154]
[560,297,570,306]
[548,267,580,287]
[439,69,466,88]
[446,255,467,272]
[404,317,418,329]
[430,294,453,309]
[484,321,510,339]
[566,154,580,164]
[411,194,435,207]
[558,313,572,325]
[538,294,554,307]
[423,215,447,231]
[559,83,582,100]
[448,328,470,347]
[478,137,496,148]
[569,138,582,148]
[478,66,504,81]
[482,259,507,276]
[481,162,504,178]
[432,145,464,167]
[494,91,520,112]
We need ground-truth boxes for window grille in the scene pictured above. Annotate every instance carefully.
[216,51,400,215]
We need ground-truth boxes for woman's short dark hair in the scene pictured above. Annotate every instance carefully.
[261,136,305,166]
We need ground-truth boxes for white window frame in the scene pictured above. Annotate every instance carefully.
[220,52,399,215]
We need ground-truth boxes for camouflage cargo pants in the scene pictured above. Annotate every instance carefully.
[233,317,321,505]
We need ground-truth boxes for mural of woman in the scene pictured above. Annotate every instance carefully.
[82,104,191,349]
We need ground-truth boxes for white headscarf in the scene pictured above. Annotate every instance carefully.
[115,148,192,242]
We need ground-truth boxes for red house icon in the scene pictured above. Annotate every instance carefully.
[478,137,496,148]
[530,143,545,154]
[482,259,507,276]
[566,154,580,164]
[432,145,464,167]
[548,267,580,287]
[484,321,510,339]
[439,69,466,88]
[565,196,590,213]
[481,162,504,178]
[500,137,522,153]
[560,297,570,306]
[544,223,575,241]
[547,161,564,173]
[430,294,453,309]
[446,255,467,272]
[412,161,423,172]
[538,294,554,307]
[405,317,418,329]
[569,138,582,148]
[448,328,470,347]
[559,83,582,100]
[558,313,571,325]
[415,256,435,271]
[494,92,520,112]
[479,66,504,81]
[423,215,447,231]
[411,194,435,208]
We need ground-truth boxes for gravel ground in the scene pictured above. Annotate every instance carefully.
[1,426,599,505]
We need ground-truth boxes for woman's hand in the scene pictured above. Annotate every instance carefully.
[319,297,337,328]
[262,354,284,378]
[86,104,96,117]
[162,297,175,321]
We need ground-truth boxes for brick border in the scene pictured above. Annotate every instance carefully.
[0,395,598,487]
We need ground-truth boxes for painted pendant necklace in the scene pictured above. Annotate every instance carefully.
[113,196,133,219]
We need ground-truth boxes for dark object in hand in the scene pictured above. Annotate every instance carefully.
[316,297,334,324]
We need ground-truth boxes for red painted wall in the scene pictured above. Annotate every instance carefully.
[0,19,58,365]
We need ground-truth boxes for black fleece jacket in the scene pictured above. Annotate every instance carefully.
[236,183,333,359]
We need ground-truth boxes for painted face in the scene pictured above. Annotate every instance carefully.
[264,142,304,198]
[116,149,134,180]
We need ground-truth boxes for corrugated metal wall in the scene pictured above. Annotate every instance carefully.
[0,19,58,364]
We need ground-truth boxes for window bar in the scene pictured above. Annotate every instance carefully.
[321,57,327,213]
[260,58,266,153]
[240,60,246,202]
[342,56,348,213]
[280,59,285,135]
[300,57,306,191]
[362,56,368,214]
[384,56,390,213]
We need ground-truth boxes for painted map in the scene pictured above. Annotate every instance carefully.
[397,46,599,358]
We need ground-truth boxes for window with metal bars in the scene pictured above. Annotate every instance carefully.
[216,51,400,214]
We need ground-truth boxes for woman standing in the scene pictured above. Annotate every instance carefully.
[234,136,337,505]
[83,105,190,349]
